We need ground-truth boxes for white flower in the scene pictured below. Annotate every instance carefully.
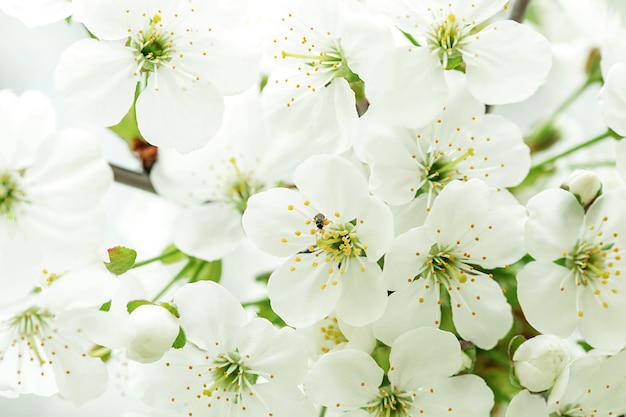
[0,0,72,27]
[130,281,316,417]
[363,72,530,233]
[261,0,446,149]
[507,350,626,417]
[151,91,318,261]
[372,0,552,104]
[0,262,116,404]
[304,327,494,417]
[513,335,570,392]
[126,304,180,364]
[242,154,394,328]
[55,0,259,152]
[373,179,526,349]
[0,89,112,291]
[518,187,626,351]
[562,169,602,207]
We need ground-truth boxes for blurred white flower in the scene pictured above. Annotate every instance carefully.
[0,0,72,27]
[55,0,259,152]
[0,89,112,297]
[0,262,116,404]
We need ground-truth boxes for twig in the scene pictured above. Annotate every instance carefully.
[509,0,532,23]
[110,163,156,194]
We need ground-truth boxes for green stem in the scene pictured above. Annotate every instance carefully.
[528,79,595,144]
[151,265,189,302]
[531,130,618,172]
[133,248,181,269]
[319,406,327,417]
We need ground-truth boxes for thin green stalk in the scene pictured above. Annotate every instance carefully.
[319,406,327,417]
[531,130,618,172]
[527,79,595,146]
[133,248,181,269]
[151,266,189,302]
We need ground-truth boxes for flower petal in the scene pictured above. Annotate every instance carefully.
[462,20,551,104]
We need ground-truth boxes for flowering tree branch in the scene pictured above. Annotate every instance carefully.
[110,163,155,193]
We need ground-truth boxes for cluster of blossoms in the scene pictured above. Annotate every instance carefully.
[3,0,626,416]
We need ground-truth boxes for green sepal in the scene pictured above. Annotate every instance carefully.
[172,326,186,349]
[105,246,137,275]
[99,300,112,312]
[159,244,187,264]
[126,299,152,314]
[188,259,222,283]
[158,302,180,318]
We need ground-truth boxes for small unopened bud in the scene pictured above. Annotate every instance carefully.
[513,335,569,392]
[126,304,179,363]
[562,169,602,208]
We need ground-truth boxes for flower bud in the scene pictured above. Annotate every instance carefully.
[562,169,602,208]
[513,335,570,392]
[126,304,180,363]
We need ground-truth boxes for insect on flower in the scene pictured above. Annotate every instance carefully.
[314,212,327,230]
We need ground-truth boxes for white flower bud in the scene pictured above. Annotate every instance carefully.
[562,169,602,207]
[126,305,180,363]
[513,335,570,392]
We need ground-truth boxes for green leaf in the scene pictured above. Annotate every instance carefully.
[105,246,137,275]
[99,300,112,312]
[126,299,152,314]
[188,259,222,283]
[172,326,186,349]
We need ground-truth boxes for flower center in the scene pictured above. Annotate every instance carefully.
[227,158,264,214]
[203,350,258,399]
[316,221,366,263]
[7,307,52,366]
[426,13,469,70]
[130,14,174,72]
[365,386,414,417]
[318,316,348,354]
[0,171,27,219]
[421,243,476,285]
[414,148,474,202]
[565,241,614,285]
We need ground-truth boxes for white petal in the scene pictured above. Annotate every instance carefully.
[372,283,441,346]
[462,20,551,104]
[366,46,447,128]
[578,279,626,350]
[506,391,549,417]
[448,273,513,349]
[517,262,578,338]
[334,258,387,327]
[0,0,71,27]
[389,328,461,390]
[267,254,343,328]
[294,155,370,220]
[174,203,244,261]
[525,189,583,262]
[73,0,132,40]
[136,70,224,152]
[304,349,382,409]
[242,188,317,257]
[352,196,394,262]
[174,281,247,352]
[599,63,626,137]
[453,0,508,25]
[382,227,433,291]
[237,319,307,385]
[55,39,139,127]
[415,375,494,417]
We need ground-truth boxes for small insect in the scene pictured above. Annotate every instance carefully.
[313,212,327,230]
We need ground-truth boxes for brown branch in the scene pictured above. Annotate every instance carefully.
[110,164,156,194]
[509,0,532,23]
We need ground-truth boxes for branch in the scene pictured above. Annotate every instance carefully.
[110,164,156,194]
[509,0,532,23]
